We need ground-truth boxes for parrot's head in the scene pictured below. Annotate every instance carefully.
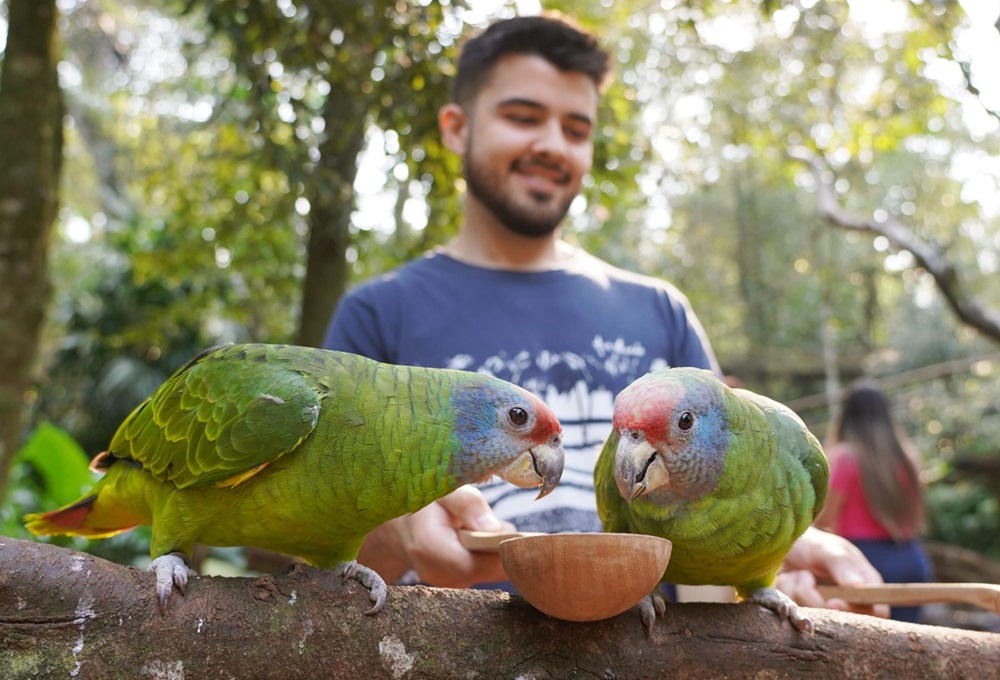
[451,378,564,499]
[611,367,728,504]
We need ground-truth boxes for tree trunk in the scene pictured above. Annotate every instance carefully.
[2,539,998,679]
[0,0,63,503]
[296,73,372,349]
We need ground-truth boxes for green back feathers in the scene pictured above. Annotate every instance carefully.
[112,345,329,488]
[729,386,829,522]
[110,345,476,490]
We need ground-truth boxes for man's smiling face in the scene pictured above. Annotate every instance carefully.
[452,53,598,238]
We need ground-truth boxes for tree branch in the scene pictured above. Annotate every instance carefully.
[789,147,1000,343]
[2,538,999,678]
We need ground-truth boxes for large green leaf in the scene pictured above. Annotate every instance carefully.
[16,422,95,507]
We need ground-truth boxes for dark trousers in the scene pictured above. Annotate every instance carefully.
[851,538,934,623]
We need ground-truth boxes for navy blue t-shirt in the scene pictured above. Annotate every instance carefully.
[324,248,719,535]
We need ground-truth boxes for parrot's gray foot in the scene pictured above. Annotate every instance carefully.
[334,560,388,615]
[638,590,667,637]
[746,586,814,634]
[148,552,198,614]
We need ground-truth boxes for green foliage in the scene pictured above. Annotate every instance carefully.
[34,0,470,446]
[925,481,1000,560]
[2,420,154,565]
[37,240,224,454]
[10,422,93,511]
[2,422,99,554]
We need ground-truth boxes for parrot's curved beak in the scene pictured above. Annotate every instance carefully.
[499,435,565,500]
[615,430,669,503]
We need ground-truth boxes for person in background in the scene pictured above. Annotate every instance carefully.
[325,12,886,616]
[815,380,933,622]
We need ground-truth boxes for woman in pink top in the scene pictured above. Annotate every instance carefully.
[816,380,932,623]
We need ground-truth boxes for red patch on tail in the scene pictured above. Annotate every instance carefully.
[41,497,96,528]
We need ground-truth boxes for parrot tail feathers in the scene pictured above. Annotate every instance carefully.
[23,495,140,539]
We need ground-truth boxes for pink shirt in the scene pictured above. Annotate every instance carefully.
[827,445,894,540]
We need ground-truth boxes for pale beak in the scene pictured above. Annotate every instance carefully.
[499,434,565,500]
[615,430,669,503]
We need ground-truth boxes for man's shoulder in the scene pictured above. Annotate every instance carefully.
[572,249,690,299]
[345,251,447,297]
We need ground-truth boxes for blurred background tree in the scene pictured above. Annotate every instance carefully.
[1,0,998,578]
[0,0,62,504]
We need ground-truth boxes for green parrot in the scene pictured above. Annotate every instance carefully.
[26,343,564,614]
[595,367,828,634]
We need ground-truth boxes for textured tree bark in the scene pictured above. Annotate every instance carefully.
[0,0,63,503]
[2,538,998,679]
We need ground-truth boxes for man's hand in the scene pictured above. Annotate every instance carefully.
[777,527,890,618]
[357,485,514,587]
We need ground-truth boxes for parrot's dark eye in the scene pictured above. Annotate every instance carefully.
[508,406,529,426]
[677,411,695,431]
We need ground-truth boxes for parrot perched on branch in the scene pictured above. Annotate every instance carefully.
[26,343,564,614]
[595,367,828,634]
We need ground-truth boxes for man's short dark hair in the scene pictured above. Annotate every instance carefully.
[453,13,612,107]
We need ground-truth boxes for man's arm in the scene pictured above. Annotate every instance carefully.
[777,527,889,618]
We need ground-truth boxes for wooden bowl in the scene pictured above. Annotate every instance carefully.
[498,532,672,622]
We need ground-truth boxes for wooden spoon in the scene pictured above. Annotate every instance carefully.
[458,529,672,622]
[818,583,1000,614]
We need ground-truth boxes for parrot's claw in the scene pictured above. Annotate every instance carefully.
[638,591,667,637]
[334,560,388,615]
[148,552,198,614]
[337,560,357,580]
[746,586,815,634]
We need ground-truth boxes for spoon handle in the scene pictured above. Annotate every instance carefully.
[457,529,543,552]
[817,583,1000,614]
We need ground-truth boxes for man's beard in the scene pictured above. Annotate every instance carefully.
[463,153,577,238]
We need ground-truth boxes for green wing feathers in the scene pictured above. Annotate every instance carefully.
[731,386,829,522]
[112,344,323,488]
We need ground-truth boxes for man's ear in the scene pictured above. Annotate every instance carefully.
[438,102,469,154]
